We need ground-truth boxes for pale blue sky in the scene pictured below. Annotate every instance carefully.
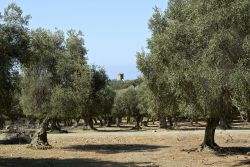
[0,0,168,79]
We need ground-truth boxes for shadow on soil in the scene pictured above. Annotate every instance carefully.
[233,159,250,167]
[64,144,169,154]
[215,147,250,156]
[230,127,250,130]
[173,128,205,131]
[0,157,159,167]
[96,129,147,132]
[182,146,250,156]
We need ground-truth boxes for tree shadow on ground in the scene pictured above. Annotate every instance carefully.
[173,128,205,131]
[99,125,134,128]
[233,159,250,167]
[96,129,147,132]
[182,146,250,156]
[230,127,250,130]
[215,147,250,156]
[0,157,159,167]
[64,144,169,154]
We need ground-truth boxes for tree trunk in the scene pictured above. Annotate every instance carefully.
[93,118,98,125]
[29,117,52,150]
[174,117,178,127]
[56,120,61,128]
[135,121,140,128]
[0,117,4,129]
[247,111,250,122]
[116,117,121,127]
[127,116,130,124]
[106,117,113,127]
[190,118,194,126]
[103,117,107,126]
[194,117,198,124]
[50,119,61,131]
[152,118,155,125]
[64,119,73,126]
[190,117,198,125]
[26,117,36,129]
[140,116,144,126]
[201,117,219,149]
[75,118,80,127]
[142,117,149,127]
[134,116,142,129]
[167,116,173,127]
[174,120,178,127]
[69,119,73,126]
[159,116,167,128]
[85,118,96,130]
[98,118,103,127]
[219,118,232,129]
[89,118,95,129]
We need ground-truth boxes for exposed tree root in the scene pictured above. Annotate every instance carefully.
[182,143,221,153]
[199,142,220,151]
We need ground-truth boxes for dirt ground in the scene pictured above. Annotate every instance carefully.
[0,122,249,167]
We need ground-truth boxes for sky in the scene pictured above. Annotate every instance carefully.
[0,0,168,80]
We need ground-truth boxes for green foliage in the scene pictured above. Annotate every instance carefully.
[20,29,64,118]
[112,89,127,118]
[137,0,250,122]
[66,29,87,63]
[51,86,77,119]
[109,78,142,91]
[3,3,31,26]
[112,85,149,123]
[136,82,156,118]
[7,3,114,123]
[0,3,30,121]
[83,66,111,119]
[54,30,92,120]
[20,28,92,121]
[96,86,116,118]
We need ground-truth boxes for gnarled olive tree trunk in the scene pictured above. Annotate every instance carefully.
[159,116,167,128]
[133,115,142,129]
[167,116,173,127]
[50,119,61,131]
[106,117,113,127]
[29,117,52,149]
[116,117,122,127]
[219,117,232,129]
[0,117,4,129]
[233,102,250,122]
[98,117,104,127]
[84,117,96,130]
[126,116,131,124]
[247,112,250,122]
[201,117,220,149]
[141,117,150,127]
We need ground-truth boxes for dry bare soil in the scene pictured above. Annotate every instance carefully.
[0,122,249,167]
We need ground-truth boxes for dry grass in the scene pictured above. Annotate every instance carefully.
[0,122,249,167]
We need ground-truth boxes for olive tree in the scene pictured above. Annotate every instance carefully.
[20,28,91,149]
[82,66,110,129]
[0,3,30,127]
[112,85,147,129]
[137,0,250,149]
